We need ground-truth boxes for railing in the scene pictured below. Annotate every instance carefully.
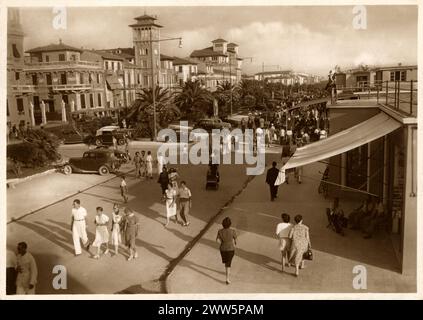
[10,84,36,93]
[337,80,417,117]
[52,84,93,91]
[376,80,417,117]
[25,60,102,68]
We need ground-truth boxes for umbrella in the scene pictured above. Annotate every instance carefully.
[29,102,35,126]
[61,100,67,122]
[70,100,75,112]
[40,101,47,125]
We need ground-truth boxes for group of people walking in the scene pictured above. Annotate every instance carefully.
[71,199,140,261]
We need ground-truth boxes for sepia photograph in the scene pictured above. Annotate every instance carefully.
[2,0,420,299]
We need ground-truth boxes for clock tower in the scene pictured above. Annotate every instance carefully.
[129,14,162,87]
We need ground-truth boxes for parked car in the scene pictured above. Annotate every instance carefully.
[62,149,121,176]
[193,118,232,132]
[94,126,127,146]
[95,146,131,164]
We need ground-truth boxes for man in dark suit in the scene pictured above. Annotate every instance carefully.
[266,161,280,201]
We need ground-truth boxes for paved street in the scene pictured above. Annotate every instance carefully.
[6,142,414,294]
[7,142,264,294]
[168,162,415,293]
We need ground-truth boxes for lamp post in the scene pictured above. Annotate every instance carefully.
[147,32,182,140]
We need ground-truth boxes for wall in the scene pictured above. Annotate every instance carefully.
[401,125,417,276]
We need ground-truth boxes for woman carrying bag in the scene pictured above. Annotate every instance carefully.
[288,214,312,277]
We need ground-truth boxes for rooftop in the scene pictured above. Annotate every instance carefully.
[172,57,198,66]
[160,54,175,61]
[227,42,239,47]
[85,50,125,61]
[190,46,228,58]
[212,38,228,43]
[26,41,82,54]
[255,70,293,76]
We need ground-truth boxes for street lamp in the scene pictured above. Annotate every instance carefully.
[147,33,183,141]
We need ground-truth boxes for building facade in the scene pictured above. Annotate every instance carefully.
[190,38,242,90]
[326,91,417,277]
[7,8,35,129]
[254,70,321,85]
[335,64,418,90]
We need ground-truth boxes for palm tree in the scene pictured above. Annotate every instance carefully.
[175,80,213,121]
[214,81,240,117]
[127,86,180,139]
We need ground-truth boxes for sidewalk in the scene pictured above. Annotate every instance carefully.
[6,165,134,223]
[167,162,415,293]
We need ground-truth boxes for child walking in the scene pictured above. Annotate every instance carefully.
[120,175,128,203]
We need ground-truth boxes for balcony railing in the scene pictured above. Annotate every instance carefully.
[25,60,102,69]
[337,80,417,117]
[377,80,417,117]
[11,84,36,94]
[52,84,93,91]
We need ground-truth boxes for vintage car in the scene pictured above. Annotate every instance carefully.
[62,149,121,176]
[94,126,127,146]
[193,118,232,132]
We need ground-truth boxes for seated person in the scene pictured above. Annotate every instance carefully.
[328,197,346,236]
[348,198,371,229]
[362,200,386,239]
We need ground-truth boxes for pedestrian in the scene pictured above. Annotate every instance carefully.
[146,150,154,179]
[71,199,90,256]
[120,175,128,203]
[110,203,122,257]
[158,166,169,195]
[124,134,130,155]
[266,161,279,201]
[15,242,38,294]
[12,125,18,139]
[157,152,165,175]
[112,135,117,149]
[276,213,293,272]
[122,207,139,261]
[168,167,179,188]
[288,214,311,277]
[92,207,110,259]
[6,249,17,295]
[133,152,142,178]
[164,182,178,226]
[216,217,237,285]
[140,150,146,177]
[178,181,192,227]
[270,123,276,145]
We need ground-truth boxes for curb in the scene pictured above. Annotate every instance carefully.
[7,167,135,224]
[6,168,57,189]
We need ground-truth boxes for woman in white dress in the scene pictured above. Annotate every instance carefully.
[146,151,153,179]
[93,207,110,259]
[110,203,122,257]
[164,183,178,226]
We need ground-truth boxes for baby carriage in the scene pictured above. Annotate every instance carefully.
[206,163,220,190]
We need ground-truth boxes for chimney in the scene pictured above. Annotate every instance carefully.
[398,62,402,66]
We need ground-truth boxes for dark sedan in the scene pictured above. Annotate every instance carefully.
[62,149,121,176]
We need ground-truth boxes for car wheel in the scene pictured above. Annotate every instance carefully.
[63,165,72,175]
[98,165,110,176]
[118,138,125,145]
[95,139,102,146]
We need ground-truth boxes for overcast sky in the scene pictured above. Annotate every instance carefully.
[18,5,417,76]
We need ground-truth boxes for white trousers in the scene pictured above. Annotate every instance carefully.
[72,220,88,255]
[16,285,35,294]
